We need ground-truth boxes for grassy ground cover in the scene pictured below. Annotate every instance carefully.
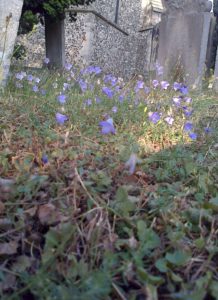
[0,63,218,299]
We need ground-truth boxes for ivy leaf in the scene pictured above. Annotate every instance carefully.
[137,220,160,251]
[170,271,183,283]
[166,250,191,266]
[112,187,135,217]
[209,197,218,212]
[155,258,168,273]
[210,280,218,300]
[137,267,164,285]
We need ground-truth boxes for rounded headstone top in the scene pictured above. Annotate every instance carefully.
[163,0,212,13]
[203,1,212,12]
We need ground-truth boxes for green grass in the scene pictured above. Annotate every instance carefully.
[0,67,217,300]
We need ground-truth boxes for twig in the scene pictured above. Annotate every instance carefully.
[112,282,127,300]
[74,167,100,207]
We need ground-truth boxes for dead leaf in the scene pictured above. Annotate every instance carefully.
[38,203,68,225]
[0,177,15,186]
[128,236,138,249]
[0,273,16,291]
[0,218,13,230]
[0,201,5,214]
[25,206,37,217]
[0,241,18,255]
[12,255,32,272]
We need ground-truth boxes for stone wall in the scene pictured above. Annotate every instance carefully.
[15,24,45,68]
[14,0,162,79]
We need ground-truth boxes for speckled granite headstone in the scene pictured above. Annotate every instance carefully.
[0,0,24,86]
[158,0,212,88]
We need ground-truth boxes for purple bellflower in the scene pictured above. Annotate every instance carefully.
[155,63,164,76]
[65,63,72,71]
[172,97,181,106]
[42,154,49,164]
[27,74,34,82]
[63,83,70,91]
[41,89,46,96]
[135,80,144,93]
[148,112,161,124]
[96,97,102,104]
[152,80,159,88]
[161,81,170,90]
[204,127,213,134]
[56,113,68,125]
[79,79,87,92]
[183,107,193,118]
[112,106,118,113]
[184,122,193,132]
[189,132,197,140]
[84,99,92,106]
[125,153,138,175]
[57,94,66,104]
[102,87,114,98]
[44,57,50,64]
[93,66,101,74]
[119,95,125,103]
[184,97,192,104]
[32,85,39,93]
[99,118,115,134]
[34,77,40,84]
[165,116,174,125]
[173,82,181,91]
[144,86,150,94]
[180,85,188,95]
[15,72,25,80]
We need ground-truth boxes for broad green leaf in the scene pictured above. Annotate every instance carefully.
[170,271,183,283]
[113,186,135,217]
[146,283,158,300]
[155,258,168,273]
[209,197,218,212]
[137,220,160,249]
[195,237,205,249]
[210,280,218,300]
[137,267,164,285]
[166,250,191,266]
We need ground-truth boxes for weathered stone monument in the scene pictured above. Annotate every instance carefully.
[137,0,165,74]
[214,46,218,92]
[0,0,24,86]
[158,0,212,88]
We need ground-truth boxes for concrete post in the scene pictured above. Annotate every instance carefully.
[0,0,24,86]
[45,17,65,68]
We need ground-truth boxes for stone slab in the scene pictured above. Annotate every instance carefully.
[0,0,23,86]
[214,47,218,92]
[157,11,211,87]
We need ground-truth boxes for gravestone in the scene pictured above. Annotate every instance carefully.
[214,47,218,92]
[136,0,164,75]
[0,0,24,86]
[45,17,65,68]
[158,0,212,88]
